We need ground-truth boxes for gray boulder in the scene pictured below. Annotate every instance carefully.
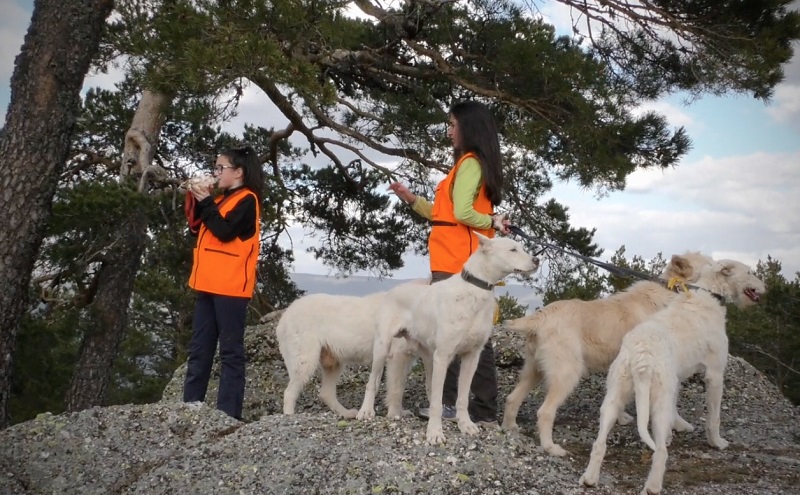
[1,313,798,494]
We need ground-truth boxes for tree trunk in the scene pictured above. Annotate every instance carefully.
[65,89,172,412]
[0,0,114,427]
[64,211,147,411]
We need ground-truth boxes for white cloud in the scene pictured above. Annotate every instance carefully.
[84,62,126,93]
[0,1,32,123]
[765,6,800,132]
[561,150,800,277]
[632,100,696,129]
[767,83,800,128]
[0,2,29,82]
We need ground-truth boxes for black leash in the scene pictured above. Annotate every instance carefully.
[506,225,727,303]
[507,225,660,283]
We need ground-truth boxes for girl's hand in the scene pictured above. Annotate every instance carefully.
[492,213,511,234]
[388,182,416,204]
[190,183,212,202]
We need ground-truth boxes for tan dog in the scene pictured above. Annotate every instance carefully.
[580,258,766,495]
[502,252,712,456]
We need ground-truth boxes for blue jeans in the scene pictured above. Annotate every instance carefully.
[183,292,249,420]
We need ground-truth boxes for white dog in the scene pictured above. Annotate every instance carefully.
[277,281,429,418]
[502,252,713,456]
[580,258,766,495]
[356,233,540,445]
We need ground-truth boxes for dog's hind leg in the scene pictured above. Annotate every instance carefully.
[641,389,675,495]
[580,362,632,487]
[455,349,481,436]
[319,349,357,418]
[282,351,319,415]
[580,376,627,487]
[704,355,729,449]
[536,358,583,456]
[502,358,542,432]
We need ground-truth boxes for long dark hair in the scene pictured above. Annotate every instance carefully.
[449,101,503,206]
[220,146,264,202]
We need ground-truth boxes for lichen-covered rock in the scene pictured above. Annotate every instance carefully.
[2,315,798,494]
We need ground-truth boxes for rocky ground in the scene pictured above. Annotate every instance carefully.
[1,312,798,494]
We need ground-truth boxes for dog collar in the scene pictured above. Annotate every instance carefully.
[689,285,726,304]
[461,270,495,291]
[662,278,726,304]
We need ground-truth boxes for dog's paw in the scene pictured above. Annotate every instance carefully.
[672,415,694,432]
[458,419,480,436]
[543,443,568,457]
[356,408,375,421]
[342,408,359,419]
[426,427,446,445]
[641,485,662,495]
[617,411,634,426]
[708,436,729,450]
[384,408,414,418]
[579,470,599,487]
[501,419,520,432]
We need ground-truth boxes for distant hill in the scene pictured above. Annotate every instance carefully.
[289,272,543,314]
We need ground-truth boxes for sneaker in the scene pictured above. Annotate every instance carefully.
[417,404,458,421]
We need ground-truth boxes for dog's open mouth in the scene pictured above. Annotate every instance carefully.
[744,288,760,302]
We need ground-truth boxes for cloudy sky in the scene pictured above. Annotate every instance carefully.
[2,0,799,282]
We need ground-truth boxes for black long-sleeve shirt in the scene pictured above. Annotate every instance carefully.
[194,186,257,242]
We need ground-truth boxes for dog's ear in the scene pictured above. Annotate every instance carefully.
[667,254,691,279]
[716,261,735,277]
[474,232,492,246]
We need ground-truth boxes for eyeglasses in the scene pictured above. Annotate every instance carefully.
[214,165,236,174]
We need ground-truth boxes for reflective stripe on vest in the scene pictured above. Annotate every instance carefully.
[189,188,260,298]
[428,152,494,274]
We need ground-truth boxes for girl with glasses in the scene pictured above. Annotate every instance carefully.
[183,146,264,420]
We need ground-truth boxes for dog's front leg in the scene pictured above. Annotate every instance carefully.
[419,348,434,405]
[357,337,392,421]
[455,350,481,436]
[426,349,453,445]
[384,344,414,418]
[703,365,729,449]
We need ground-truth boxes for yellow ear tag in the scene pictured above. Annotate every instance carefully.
[667,277,691,297]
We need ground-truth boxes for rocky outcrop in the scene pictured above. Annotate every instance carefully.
[1,313,798,494]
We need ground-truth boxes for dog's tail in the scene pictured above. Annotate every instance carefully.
[632,361,657,451]
[499,314,539,336]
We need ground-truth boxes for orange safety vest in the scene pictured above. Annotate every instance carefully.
[428,152,494,274]
[189,188,260,298]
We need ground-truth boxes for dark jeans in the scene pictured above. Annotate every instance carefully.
[431,271,498,420]
[183,292,249,420]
